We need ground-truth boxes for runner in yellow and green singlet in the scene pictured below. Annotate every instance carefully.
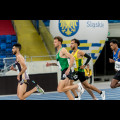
[70,39,106,100]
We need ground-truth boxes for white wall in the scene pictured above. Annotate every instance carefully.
[5,60,61,83]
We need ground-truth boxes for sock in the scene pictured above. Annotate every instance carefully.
[28,80,37,87]
[100,91,102,95]
[75,96,78,98]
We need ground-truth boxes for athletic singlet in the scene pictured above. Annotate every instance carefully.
[113,48,120,62]
[113,48,120,71]
[56,47,69,71]
[72,49,85,72]
[15,61,29,80]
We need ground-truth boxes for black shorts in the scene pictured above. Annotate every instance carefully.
[113,71,120,81]
[73,71,86,83]
[18,79,38,90]
[61,68,73,80]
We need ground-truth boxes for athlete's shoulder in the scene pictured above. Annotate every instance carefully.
[77,49,81,53]
[17,54,24,61]
[61,47,66,51]
[61,47,68,53]
[16,54,21,59]
[17,54,23,58]
[118,48,120,53]
[78,49,85,54]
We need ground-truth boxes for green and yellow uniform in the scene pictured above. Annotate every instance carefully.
[56,47,73,80]
[72,49,86,82]
[56,47,69,71]
[72,49,85,72]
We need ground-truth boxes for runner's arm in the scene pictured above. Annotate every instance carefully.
[46,62,58,67]
[84,53,91,66]
[62,48,74,70]
[118,51,120,59]
[78,51,91,69]
[10,65,17,71]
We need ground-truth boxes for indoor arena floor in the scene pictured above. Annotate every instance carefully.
[0,81,120,100]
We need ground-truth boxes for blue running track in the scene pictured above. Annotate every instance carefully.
[0,87,120,100]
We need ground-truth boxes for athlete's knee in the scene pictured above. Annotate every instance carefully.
[18,96,24,100]
[57,88,63,93]
[84,84,91,89]
[17,94,24,100]
[110,84,116,89]
[64,90,69,95]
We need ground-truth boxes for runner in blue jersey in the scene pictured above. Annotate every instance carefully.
[109,39,120,88]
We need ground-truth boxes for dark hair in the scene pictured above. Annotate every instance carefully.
[110,39,119,46]
[54,36,63,44]
[71,38,80,46]
[13,43,21,51]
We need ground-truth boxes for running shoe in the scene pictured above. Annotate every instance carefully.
[36,85,45,94]
[75,96,81,100]
[100,91,105,100]
[77,83,84,98]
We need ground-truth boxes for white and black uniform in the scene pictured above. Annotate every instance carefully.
[15,61,30,85]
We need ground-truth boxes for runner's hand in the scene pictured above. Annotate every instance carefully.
[10,65,14,70]
[17,74,20,81]
[80,65,86,69]
[46,62,51,67]
[109,58,115,63]
[65,68,70,76]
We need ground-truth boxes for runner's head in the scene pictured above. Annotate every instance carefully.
[70,39,80,50]
[12,43,21,55]
[110,39,119,51]
[54,36,63,48]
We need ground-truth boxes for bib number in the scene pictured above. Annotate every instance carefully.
[115,61,120,71]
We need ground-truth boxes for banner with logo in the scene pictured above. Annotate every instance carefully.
[50,20,108,64]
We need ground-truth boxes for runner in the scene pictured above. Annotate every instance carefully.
[109,39,120,88]
[46,36,84,100]
[70,39,105,100]
[10,43,44,100]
